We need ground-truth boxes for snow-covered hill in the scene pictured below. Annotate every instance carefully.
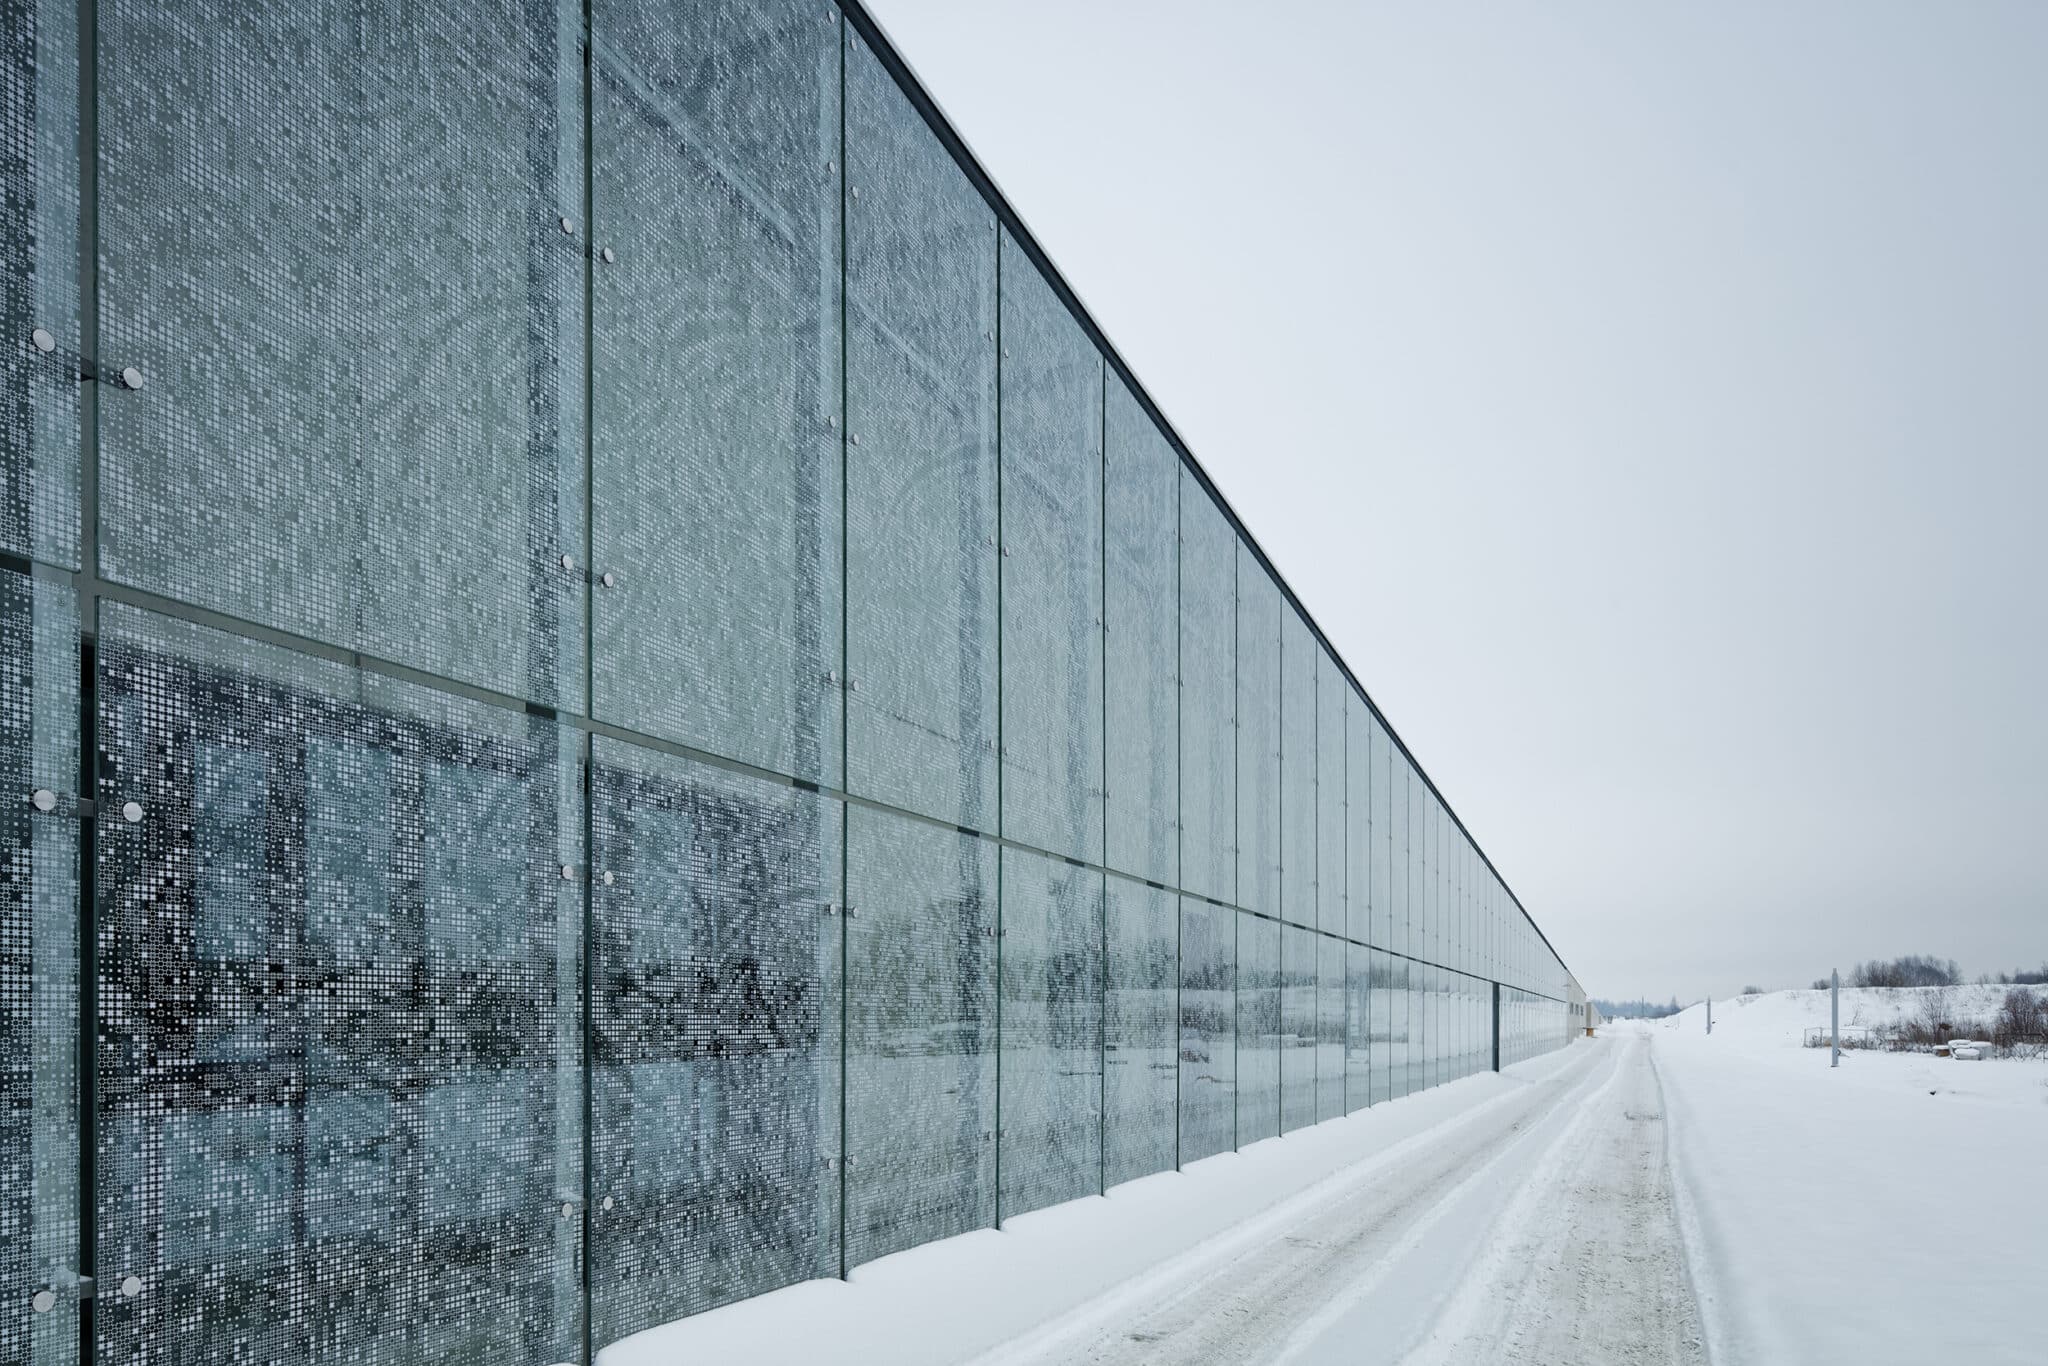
[1658,983,2023,1047]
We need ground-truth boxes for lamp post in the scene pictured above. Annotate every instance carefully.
[1831,969,1840,1068]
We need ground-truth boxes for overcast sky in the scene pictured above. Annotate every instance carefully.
[866,0,2048,1000]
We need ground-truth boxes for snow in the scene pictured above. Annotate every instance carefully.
[1647,987,2048,1366]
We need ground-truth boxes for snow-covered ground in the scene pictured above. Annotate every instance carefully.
[1650,987,2048,1366]
[601,986,2047,1365]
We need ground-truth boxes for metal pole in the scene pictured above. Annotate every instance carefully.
[1831,969,1840,1068]
[1706,996,1712,1035]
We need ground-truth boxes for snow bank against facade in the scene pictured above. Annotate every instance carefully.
[1646,989,2048,1366]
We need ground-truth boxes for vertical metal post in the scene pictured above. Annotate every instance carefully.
[1706,996,1712,1035]
[1831,969,1840,1068]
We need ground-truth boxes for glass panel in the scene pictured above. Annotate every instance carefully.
[1368,949,1391,1107]
[1369,715,1391,951]
[845,808,995,1265]
[1317,649,1345,938]
[1236,548,1280,916]
[1422,790,1437,968]
[1319,932,1346,1121]
[1346,689,1370,946]
[1103,380,1177,886]
[1279,922,1315,1133]
[1390,756,1409,960]
[587,740,841,1345]
[1278,604,1313,927]
[1176,897,1234,1163]
[998,235,1103,863]
[591,0,843,785]
[999,848,1102,1218]
[1103,874,1175,1187]
[94,603,581,1366]
[2,0,79,567]
[98,1,586,706]
[1345,944,1370,1113]
[1407,764,1424,962]
[1177,475,1234,904]
[1235,911,1279,1144]
[1,568,78,1365]
[1394,957,1414,1098]
[1425,965,1440,1090]
[845,39,997,830]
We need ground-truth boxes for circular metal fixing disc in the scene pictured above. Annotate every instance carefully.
[31,788,58,812]
[600,247,616,264]
[559,864,574,881]
[120,1276,143,1299]
[121,800,144,824]
[602,871,615,886]
[600,571,617,589]
[559,554,576,571]
[559,217,575,235]
[602,1196,615,1211]
[31,328,57,353]
[120,366,144,390]
[32,1290,56,1314]
[561,1202,575,1219]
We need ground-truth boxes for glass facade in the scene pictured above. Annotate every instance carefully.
[0,2,1577,1361]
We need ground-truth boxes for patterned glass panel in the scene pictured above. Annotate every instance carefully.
[1318,931,1345,1121]
[98,1,586,707]
[845,809,995,1265]
[1278,922,1314,1133]
[845,38,997,831]
[1343,941,1369,1115]
[1103,380,1177,886]
[1424,965,1439,1091]
[1346,689,1370,947]
[998,235,1103,863]
[1,568,77,1365]
[1176,897,1234,1163]
[1278,604,1313,928]
[1392,956,1413,1099]
[1236,549,1280,917]
[998,849,1102,1219]
[1369,950,1393,1106]
[591,0,843,785]
[1392,757,1409,962]
[1103,873,1174,1188]
[1421,790,1437,969]
[587,740,841,1345]
[1370,716,1392,951]
[1317,649,1345,938]
[1176,475,1234,904]
[1235,911,1279,1145]
[2,0,79,567]
[94,603,581,1366]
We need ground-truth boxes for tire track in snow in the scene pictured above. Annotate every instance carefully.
[975,1039,1622,1366]
[1393,1031,1707,1366]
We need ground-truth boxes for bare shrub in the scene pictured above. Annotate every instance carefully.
[1889,988,1988,1051]
[1992,988,2048,1056]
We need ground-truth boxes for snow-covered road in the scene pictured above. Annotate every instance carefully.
[974,1032,1702,1366]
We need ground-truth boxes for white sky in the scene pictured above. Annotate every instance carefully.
[865,0,2048,999]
